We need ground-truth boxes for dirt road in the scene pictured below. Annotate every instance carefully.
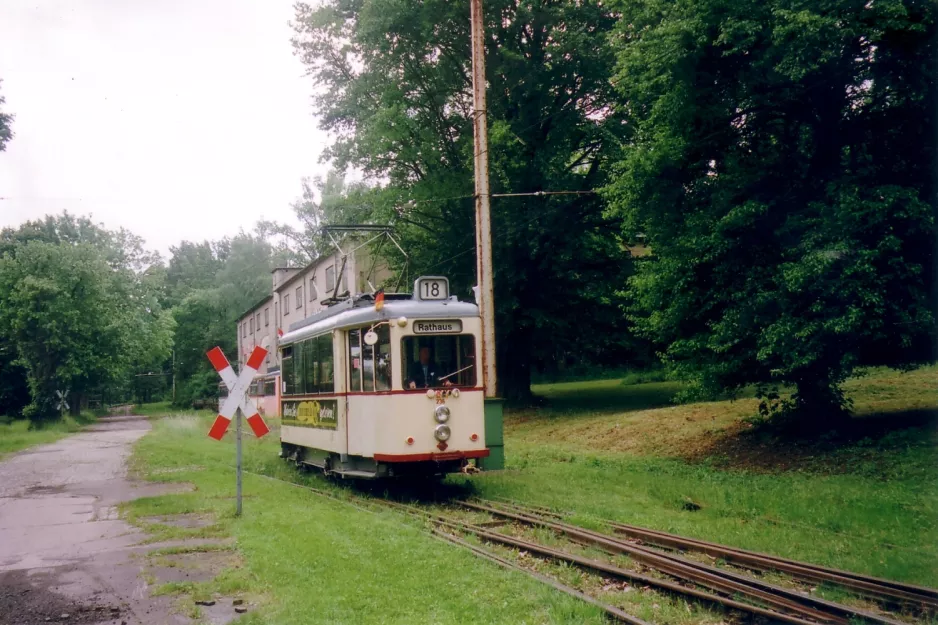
[0,417,189,625]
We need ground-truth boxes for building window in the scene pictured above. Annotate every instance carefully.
[264,307,269,327]
[284,294,290,314]
[242,322,246,338]
[249,317,254,334]
[256,313,260,331]
[325,265,335,292]
[295,286,302,308]
[309,278,317,301]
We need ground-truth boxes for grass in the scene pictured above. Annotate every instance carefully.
[132,401,214,418]
[0,413,97,459]
[126,365,938,623]
[126,415,604,624]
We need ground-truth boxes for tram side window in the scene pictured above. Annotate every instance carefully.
[293,341,311,395]
[347,326,390,392]
[348,330,362,392]
[293,334,334,395]
[317,334,334,393]
[281,346,295,395]
[375,325,390,391]
[361,329,374,392]
[401,335,476,388]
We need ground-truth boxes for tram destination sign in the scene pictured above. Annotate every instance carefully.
[413,319,463,334]
[414,276,449,301]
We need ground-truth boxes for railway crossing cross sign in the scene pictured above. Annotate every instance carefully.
[55,390,69,414]
[206,346,270,440]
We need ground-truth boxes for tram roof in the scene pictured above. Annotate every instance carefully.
[278,294,479,347]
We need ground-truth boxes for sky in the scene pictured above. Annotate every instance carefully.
[0,0,328,257]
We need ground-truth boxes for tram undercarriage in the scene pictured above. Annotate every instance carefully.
[280,443,469,479]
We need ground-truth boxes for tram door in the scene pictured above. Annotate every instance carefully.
[344,326,392,457]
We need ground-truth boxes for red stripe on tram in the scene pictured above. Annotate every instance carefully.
[373,449,490,463]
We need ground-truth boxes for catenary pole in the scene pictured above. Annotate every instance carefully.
[470,0,497,398]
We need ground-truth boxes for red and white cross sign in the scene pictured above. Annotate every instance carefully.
[205,346,270,440]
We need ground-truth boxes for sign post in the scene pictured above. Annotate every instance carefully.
[205,346,270,516]
[236,406,243,516]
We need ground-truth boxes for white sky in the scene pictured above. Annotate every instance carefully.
[0,0,327,257]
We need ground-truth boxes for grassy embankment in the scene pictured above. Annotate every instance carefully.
[0,413,97,459]
[126,365,938,624]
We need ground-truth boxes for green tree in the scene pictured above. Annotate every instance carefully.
[292,0,642,400]
[604,0,937,419]
[0,243,137,420]
[0,79,12,151]
[166,232,296,406]
[164,241,226,307]
[0,213,174,415]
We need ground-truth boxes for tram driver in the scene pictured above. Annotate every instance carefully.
[407,346,452,389]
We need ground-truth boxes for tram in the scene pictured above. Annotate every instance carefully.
[277,276,489,478]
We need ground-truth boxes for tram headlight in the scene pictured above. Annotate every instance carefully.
[434,405,451,423]
[434,424,451,442]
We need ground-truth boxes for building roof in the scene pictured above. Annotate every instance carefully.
[273,252,335,293]
[236,295,273,322]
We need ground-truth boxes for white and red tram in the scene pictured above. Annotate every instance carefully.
[277,277,490,478]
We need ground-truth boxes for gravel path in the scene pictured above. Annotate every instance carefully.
[0,416,189,625]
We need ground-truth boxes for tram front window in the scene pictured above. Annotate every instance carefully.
[401,335,476,389]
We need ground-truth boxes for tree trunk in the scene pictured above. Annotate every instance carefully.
[790,376,851,431]
[497,323,534,404]
[69,392,81,417]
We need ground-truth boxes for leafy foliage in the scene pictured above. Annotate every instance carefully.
[166,233,296,406]
[604,0,937,418]
[0,79,12,151]
[292,0,646,399]
[0,214,174,420]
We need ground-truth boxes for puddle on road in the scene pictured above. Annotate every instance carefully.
[23,484,67,496]
[0,568,122,625]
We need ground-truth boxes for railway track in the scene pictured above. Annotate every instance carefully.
[242,467,935,624]
[449,499,935,625]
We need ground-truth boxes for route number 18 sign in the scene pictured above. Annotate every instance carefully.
[414,276,449,301]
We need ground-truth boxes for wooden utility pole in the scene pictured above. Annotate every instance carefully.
[470,0,497,398]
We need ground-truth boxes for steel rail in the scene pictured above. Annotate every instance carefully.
[462,502,849,625]
[483,498,938,610]
[605,520,938,607]
[448,519,824,625]
[463,502,918,625]
[235,475,649,624]
[240,467,926,625]
[431,529,655,625]
[369,498,840,625]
